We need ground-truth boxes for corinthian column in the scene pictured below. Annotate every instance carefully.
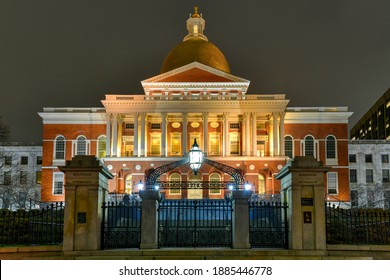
[203,112,209,155]
[105,114,111,157]
[182,113,188,155]
[252,112,257,156]
[134,113,139,157]
[161,112,167,157]
[140,113,146,157]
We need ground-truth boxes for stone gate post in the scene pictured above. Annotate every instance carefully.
[231,190,253,249]
[139,190,161,249]
[276,156,329,250]
[59,156,113,252]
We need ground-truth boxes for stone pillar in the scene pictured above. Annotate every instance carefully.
[117,117,122,157]
[161,113,167,157]
[251,112,257,156]
[134,113,139,157]
[139,190,161,249]
[279,112,285,156]
[231,190,252,249]
[223,112,229,156]
[203,112,209,155]
[59,156,113,252]
[273,113,278,156]
[112,114,118,156]
[275,156,329,250]
[105,114,111,157]
[140,113,146,157]
[182,113,187,155]
[245,113,250,156]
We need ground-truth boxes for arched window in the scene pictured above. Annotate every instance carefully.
[284,136,293,158]
[125,174,132,194]
[169,172,181,194]
[258,174,265,194]
[326,135,336,159]
[54,136,65,160]
[304,135,314,157]
[97,135,107,158]
[76,136,87,155]
[209,172,221,195]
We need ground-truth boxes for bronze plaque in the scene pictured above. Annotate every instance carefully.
[303,211,312,224]
[301,198,313,206]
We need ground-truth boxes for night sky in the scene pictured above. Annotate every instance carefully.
[1,0,389,141]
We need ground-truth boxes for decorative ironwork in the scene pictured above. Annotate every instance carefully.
[101,200,142,249]
[0,202,64,246]
[326,203,390,245]
[203,158,244,187]
[155,181,236,190]
[249,200,288,248]
[158,198,233,247]
[146,158,189,189]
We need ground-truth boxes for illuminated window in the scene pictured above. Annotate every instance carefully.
[209,172,221,195]
[284,136,293,158]
[327,172,338,194]
[304,135,314,157]
[258,174,265,194]
[190,133,201,150]
[36,171,42,184]
[194,24,198,33]
[326,135,336,159]
[97,135,106,158]
[230,133,240,155]
[124,136,134,157]
[209,133,220,155]
[150,134,161,156]
[170,133,182,155]
[53,172,64,195]
[54,136,65,160]
[76,136,87,155]
[169,172,181,195]
[125,174,132,194]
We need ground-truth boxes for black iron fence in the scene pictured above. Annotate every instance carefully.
[0,202,64,246]
[249,200,289,248]
[326,204,390,245]
[101,200,142,249]
[158,198,233,247]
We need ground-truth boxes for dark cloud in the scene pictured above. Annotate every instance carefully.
[0,0,389,141]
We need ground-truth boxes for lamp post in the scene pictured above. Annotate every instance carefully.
[189,138,203,175]
[137,180,144,191]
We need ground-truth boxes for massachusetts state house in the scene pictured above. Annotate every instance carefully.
[39,7,352,203]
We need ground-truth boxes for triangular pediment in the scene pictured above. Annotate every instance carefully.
[142,62,249,84]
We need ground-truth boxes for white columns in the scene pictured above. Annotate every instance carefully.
[182,113,187,155]
[245,113,250,156]
[273,112,279,156]
[223,112,229,156]
[203,112,209,155]
[105,114,111,157]
[117,117,123,157]
[279,113,285,156]
[161,112,167,157]
[112,114,118,157]
[140,113,146,157]
[251,112,257,156]
[134,113,139,157]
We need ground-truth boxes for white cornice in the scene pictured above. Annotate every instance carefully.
[38,112,107,124]
[285,110,353,124]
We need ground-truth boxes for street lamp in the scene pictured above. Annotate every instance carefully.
[189,138,203,175]
[137,180,144,190]
[244,181,252,191]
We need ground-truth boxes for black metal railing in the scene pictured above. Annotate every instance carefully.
[0,202,64,246]
[158,198,233,247]
[326,203,390,245]
[101,200,142,249]
[249,201,289,248]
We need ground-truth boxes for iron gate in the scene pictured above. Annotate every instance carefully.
[249,200,289,248]
[101,200,142,249]
[158,198,233,247]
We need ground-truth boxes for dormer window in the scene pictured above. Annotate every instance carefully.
[194,25,198,34]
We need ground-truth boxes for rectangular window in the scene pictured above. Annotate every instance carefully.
[20,171,27,185]
[150,134,161,156]
[256,122,266,130]
[229,123,240,129]
[365,154,373,163]
[170,134,181,155]
[349,154,357,163]
[382,169,390,183]
[21,156,28,165]
[349,169,357,183]
[125,123,134,129]
[4,156,12,166]
[36,156,42,165]
[230,133,240,155]
[53,172,64,195]
[151,123,161,130]
[257,139,266,157]
[327,172,338,194]
[124,136,134,157]
[4,171,11,185]
[366,169,374,183]
[36,171,42,184]
[382,154,389,164]
[209,133,220,155]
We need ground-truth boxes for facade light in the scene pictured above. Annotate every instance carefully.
[189,138,203,175]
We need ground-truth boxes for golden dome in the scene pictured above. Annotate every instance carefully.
[160,36,231,74]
